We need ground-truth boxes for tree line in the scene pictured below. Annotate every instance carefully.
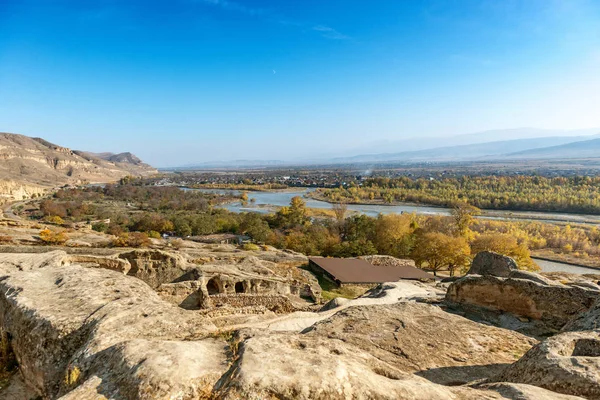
[313,175,600,214]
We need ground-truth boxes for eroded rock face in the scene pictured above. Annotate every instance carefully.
[0,261,217,398]
[303,302,537,385]
[494,331,600,399]
[468,251,517,277]
[562,296,600,332]
[119,249,189,288]
[446,274,598,332]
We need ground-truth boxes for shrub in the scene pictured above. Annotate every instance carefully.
[242,243,260,251]
[147,230,161,239]
[39,229,68,245]
[44,215,64,225]
[112,232,150,248]
[91,222,108,232]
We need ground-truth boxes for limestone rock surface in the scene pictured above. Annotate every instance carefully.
[0,261,218,398]
[562,295,600,332]
[304,302,537,385]
[494,331,600,399]
[446,274,598,331]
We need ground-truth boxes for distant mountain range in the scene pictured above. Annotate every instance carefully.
[342,128,600,155]
[328,135,600,164]
[172,128,600,169]
[505,138,600,159]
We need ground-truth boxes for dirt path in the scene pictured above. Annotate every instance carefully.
[223,281,444,332]
[2,200,27,221]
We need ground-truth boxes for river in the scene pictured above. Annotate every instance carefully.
[188,187,600,223]
[533,258,600,275]
[191,188,453,216]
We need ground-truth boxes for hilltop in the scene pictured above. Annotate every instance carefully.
[0,132,156,202]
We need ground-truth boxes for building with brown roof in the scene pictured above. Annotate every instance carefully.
[308,257,434,286]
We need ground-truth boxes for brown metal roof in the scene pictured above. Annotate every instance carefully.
[309,257,434,283]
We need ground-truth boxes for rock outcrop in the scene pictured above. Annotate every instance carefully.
[303,302,537,385]
[0,261,217,398]
[0,249,594,399]
[446,274,598,332]
[494,331,600,399]
[214,328,577,400]
[467,251,517,277]
[0,132,156,201]
[562,296,600,332]
[119,249,188,288]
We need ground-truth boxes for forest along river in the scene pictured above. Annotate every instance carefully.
[186,187,600,275]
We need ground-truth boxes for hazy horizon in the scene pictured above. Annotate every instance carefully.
[1,1,600,166]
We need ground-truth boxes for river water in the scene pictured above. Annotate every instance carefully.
[189,187,600,223]
[191,188,451,217]
[533,258,600,275]
[188,187,600,274]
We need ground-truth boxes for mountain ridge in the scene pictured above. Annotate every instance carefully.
[0,132,156,202]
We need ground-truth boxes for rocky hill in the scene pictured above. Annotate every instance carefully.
[0,133,156,202]
[83,151,146,165]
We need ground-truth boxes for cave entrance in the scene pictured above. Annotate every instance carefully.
[206,278,220,296]
[235,282,245,294]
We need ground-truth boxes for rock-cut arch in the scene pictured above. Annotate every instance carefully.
[206,278,220,295]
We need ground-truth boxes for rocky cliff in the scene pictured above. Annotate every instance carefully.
[0,132,156,202]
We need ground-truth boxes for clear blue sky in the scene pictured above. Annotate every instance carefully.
[1,0,599,166]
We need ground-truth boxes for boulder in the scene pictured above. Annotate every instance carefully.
[494,331,600,399]
[303,302,537,385]
[446,275,598,332]
[468,251,518,277]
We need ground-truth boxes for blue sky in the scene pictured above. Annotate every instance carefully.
[1,0,600,166]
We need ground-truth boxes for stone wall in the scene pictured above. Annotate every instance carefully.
[66,255,131,274]
[210,294,297,313]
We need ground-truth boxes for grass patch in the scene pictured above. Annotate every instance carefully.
[312,272,371,301]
